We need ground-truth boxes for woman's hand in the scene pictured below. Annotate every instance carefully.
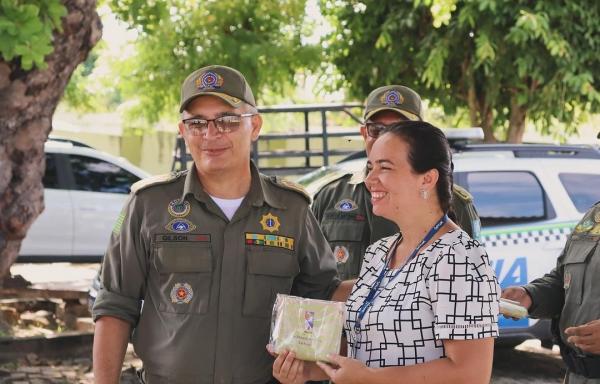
[267,345,305,384]
[316,354,372,384]
[267,345,329,383]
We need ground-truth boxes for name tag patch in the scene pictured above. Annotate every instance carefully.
[245,233,295,251]
[155,234,211,242]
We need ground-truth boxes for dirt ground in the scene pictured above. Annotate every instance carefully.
[0,340,565,383]
[1,263,567,383]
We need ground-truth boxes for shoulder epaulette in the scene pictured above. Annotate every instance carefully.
[452,184,473,202]
[269,177,311,204]
[131,171,186,194]
[320,169,355,187]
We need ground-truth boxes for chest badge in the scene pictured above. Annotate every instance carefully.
[563,272,572,290]
[165,218,197,233]
[335,199,358,212]
[334,245,350,264]
[170,283,193,304]
[260,213,281,233]
[168,199,191,218]
[574,219,594,234]
[589,224,600,236]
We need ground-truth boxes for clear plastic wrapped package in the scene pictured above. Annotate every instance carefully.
[270,294,345,362]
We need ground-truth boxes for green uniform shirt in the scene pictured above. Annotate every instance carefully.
[525,202,600,354]
[93,162,340,384]
[311,168,481,280]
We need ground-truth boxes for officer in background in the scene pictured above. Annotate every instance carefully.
[312,85,480,280]
[92,65,343,383]
[503,202,600,383]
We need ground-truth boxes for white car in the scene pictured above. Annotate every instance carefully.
[298,143,600,345]
[18,138,150,262]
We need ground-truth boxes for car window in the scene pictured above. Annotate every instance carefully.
[43,153,59,189]
[559,173,600,213]
[69,155,140,194]
[459,171,547,226]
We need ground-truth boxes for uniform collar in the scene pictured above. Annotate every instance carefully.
[348,164,368,185]
[180,161,285,209]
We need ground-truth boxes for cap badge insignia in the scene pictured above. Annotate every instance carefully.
[196,71,224,90]
[260,213,281,233]
[380,90,404,106]
[168,199,191,218]
[335,199,358,212]
[334,246,350,264]
[170,282,193,304]
[165,218,197,233]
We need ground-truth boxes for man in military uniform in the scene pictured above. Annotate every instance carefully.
[312,85,481,280]
[503,202,600,383]
[92,65,342,384]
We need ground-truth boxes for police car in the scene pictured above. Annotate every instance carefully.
[298,143,600,345]
[18,137,150,262]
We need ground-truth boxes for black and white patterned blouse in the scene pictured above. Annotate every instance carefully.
[345,230,500,367]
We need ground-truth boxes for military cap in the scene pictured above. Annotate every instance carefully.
[363,85,423,121]
[180,65,256,112]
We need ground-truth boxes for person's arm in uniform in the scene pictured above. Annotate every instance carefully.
[92,194,148,383]
[290,207,340,300]
[502,247,566,319]
[450,185,480,240]
[522,262,565,318]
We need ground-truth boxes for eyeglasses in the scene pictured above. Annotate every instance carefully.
[182,113,256,136]
[364,122,395,138]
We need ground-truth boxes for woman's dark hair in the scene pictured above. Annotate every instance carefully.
[381,121,453,213]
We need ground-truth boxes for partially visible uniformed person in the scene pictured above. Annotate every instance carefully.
[312,85,480,280]
[92,65,342,384]
[503,202,600,383]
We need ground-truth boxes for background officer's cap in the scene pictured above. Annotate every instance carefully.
[180,65,256,112]
[363,85,423,121]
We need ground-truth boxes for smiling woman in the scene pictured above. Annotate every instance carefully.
[273,121,501,384]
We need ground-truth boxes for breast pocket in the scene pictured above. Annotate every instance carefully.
[562,239,596,305]
[322,218,366,280]
[154,243,213,314]
[242,247,299,318]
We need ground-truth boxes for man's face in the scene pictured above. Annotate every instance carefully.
[360,110,408,156]
[178,95,262,175]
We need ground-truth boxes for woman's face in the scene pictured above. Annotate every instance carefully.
[365,133,422,219]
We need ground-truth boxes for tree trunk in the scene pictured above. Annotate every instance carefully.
[0,0,102,282]
[506,95,528,143]
[481,107,496,143]
[467,82,497,143]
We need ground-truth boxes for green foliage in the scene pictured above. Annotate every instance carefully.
[109,0,321,124]
[62,47,101,112]
[321,0,600,141]
[0,0,66,70]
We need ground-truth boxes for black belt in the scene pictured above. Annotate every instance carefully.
[561,346,600,378]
